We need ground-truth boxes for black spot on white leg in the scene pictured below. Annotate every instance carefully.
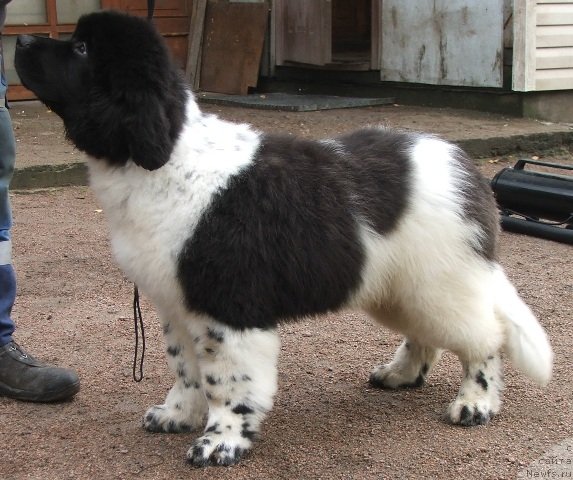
[241,421,257,441]
[186,325,279,466]
[177,364,187,378]
[405,362,431,389]
[207,328,225,343]
[143,406,196,434]
[188,441,247,468]
[167,345,182,356]
[205,375,221,386]
[163,322,171,334]
[144,325,208,435]
[475,370,488,391]
[188,401,259,467]
[458,405,491,426]
[448,354,503,427]
[183,379,201,389]
[206,423,222,434]
[370,340,440,389]
[232,404,255,415]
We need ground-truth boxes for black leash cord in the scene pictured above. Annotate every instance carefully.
[147,0,155,20]
[133,285,145,382]
[133,0,153,383]
[130,0,154,383]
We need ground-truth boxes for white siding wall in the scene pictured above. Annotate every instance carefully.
[513,0,573,91]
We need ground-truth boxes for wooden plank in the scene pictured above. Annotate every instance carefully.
[119,0,187,16]
[186,0,207,89]
[273,0,284,65]
[152,16,191,33]
[274,0,331,66]
[199,2,268,95]
[370,0,381,69]
[46,0,58,27]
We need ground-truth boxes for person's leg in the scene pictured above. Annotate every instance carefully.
[0,90,16,347]
[0,90,80,402]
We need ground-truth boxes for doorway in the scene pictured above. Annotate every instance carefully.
[274,0,379,71]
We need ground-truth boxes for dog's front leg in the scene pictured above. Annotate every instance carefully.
[143,316,208,433]
[186,323,280,467]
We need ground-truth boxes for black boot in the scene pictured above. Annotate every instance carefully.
[0,341,80,402]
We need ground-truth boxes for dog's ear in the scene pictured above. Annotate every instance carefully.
[123,94,173,171]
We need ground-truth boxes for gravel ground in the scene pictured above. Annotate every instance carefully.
[1,103,572,480]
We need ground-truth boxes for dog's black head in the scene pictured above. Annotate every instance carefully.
[15,11,187,170]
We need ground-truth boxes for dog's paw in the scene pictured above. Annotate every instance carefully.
[447,399,495,426]
[143,404,202,433]
[369,364,425,389]
[186,431,253,467]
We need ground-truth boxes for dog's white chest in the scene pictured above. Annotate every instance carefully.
[87,108,261,306]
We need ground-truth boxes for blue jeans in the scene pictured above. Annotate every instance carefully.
[0,66,17,347]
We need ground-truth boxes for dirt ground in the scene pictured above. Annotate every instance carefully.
[8,100,573,169]
[1,103,572,480]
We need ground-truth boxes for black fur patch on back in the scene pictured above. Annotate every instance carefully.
[450,147,499,260]
[336,128,413,233]
[177,130,412,330]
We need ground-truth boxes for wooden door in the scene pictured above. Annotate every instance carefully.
[102,0,191,70]
[275,0,332,66]
[380,0,504,87]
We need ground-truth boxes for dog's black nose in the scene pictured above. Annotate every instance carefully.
[16,35,36,48]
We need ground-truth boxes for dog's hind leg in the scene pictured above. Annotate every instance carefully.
[186,322,280,467]
[369,338,442,389]
[447,354,504,426]
[143,315,208,433]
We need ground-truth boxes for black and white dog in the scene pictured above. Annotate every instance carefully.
[15,11,552,467]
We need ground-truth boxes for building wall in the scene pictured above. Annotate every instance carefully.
[379,0,505,88]
[3,0,192,100]
[513,0,573,91]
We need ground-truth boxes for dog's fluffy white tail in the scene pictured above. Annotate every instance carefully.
[493,266,553,386]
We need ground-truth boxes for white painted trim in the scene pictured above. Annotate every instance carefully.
[513,0,537,91]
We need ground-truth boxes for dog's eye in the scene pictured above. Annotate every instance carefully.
[73,41,87,56]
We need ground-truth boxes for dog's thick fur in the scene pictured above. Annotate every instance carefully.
[15,11,552,467]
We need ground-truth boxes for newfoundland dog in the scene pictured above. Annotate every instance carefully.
[14,11,552,467]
